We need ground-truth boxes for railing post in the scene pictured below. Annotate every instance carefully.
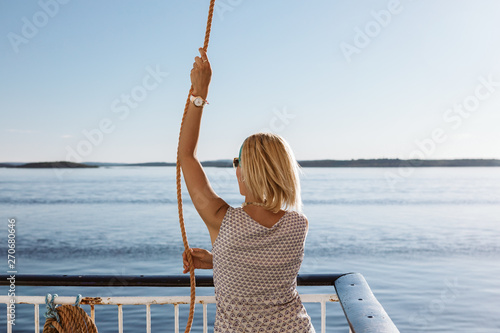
[203,302,208,333]
[118,304,123,333]
[174,304,179,333]
[7,306,12,333]
[321,300,326,333]
[34,304,39,333]
[146,304,151,333]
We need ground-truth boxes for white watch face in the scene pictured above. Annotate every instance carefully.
[194,97,204,107]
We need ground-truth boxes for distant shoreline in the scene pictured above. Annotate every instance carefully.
[1,159,499,168]
[0,161,98,169]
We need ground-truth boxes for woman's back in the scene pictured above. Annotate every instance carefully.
[180,50,313,331]
[212,206,314,332]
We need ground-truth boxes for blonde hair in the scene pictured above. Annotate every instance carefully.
[240,133,302,213]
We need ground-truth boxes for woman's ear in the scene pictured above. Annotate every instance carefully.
[236,167,246,196]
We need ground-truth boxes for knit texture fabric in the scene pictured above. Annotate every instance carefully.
[212,207,315,332]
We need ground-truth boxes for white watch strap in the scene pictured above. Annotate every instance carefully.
[190,95,208,106]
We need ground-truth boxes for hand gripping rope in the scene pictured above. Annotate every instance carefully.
[176,1,216,332]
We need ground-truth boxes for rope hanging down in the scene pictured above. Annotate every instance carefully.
[176,1,216,332]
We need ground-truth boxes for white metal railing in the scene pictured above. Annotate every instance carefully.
[0,273,399,332]
[0,294,339,333]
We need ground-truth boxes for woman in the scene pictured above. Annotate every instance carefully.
[179,48,315,332]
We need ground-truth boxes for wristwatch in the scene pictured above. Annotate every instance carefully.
[190,95,208,107]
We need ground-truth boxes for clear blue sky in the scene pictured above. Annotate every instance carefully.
[1,0,500,163]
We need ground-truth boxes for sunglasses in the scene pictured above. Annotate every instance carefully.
[233,157,240,168]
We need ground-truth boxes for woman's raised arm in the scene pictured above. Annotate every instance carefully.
[178,48,228,244]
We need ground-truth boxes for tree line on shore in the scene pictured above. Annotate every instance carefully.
[1,159,499,168]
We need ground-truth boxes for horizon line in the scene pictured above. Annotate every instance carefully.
[2,158,500,165]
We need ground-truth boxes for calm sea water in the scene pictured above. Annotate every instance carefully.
[1,167,499,332]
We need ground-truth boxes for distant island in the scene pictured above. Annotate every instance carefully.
[1,159,499,168]
[5,161,98,168]
[298,158,500,168]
